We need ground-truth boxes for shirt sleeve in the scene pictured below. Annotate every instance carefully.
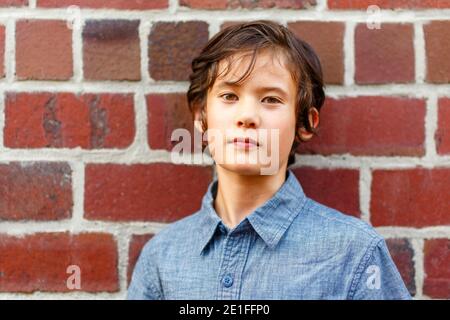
[348,237,412,300]
[127,240,163,300]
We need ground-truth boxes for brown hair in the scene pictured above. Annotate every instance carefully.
[186,19,325,167]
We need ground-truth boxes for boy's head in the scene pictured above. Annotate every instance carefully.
[187,20,325,174]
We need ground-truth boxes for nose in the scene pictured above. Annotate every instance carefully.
[235,104,260,129]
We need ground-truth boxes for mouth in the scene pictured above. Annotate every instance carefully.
[229,137,260,149]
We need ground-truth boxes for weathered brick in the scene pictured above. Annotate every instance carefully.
[84,163,213,222]
[83,20,141,81]
[147,93,196,151]
[288,21,345,85]
[371,168,450,227]
[4,92,135,149]
[436,98,450,155]
[296,96,426,156]
[424,239,450,298]
[0,162,72,221]
[0,25,5,78]
[355,23,414,84]
[424,21,450,83]
[0,0,27,7]
[328,0,450,9]
[386,238,416,296]
[0,232,118,292]
[16,20,73,80]
[180,0,316,9]
[292,167,360,217]
[148,21,209,81]
[37,0,168,10]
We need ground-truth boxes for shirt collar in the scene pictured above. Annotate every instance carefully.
[196,169,308,255]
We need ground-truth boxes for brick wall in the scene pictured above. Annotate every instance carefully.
[0,0,448,299]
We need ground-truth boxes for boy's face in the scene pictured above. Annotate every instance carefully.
[199,49,297,175]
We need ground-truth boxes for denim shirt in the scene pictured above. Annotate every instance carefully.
[127,169,411,300]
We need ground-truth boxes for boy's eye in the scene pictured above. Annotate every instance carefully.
[220,93,237,101]
[263,97,282,104]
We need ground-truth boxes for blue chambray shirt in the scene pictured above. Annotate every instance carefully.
[127,169,411,300]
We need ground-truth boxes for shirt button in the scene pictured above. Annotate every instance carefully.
[222,274,233,288]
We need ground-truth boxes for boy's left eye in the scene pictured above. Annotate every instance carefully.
[263,97,282,104]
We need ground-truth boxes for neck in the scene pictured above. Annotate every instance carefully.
[213,165,288,229]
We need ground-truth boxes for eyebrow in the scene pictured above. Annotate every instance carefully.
[215,81,289,98]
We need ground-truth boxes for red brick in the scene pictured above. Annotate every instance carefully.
[84,163,213,222]
[371,168,450,227]
[0,0,27,7]
[0,232,118,292]
[0,25,5,78]
[83,20,140,81]
[148,21,209,81]
[436,98,450,155]
[424,21,450,83]
[296,96,426,156]
[147,93,196,151]
[328,0,450,9]
[292,167,360,217]
[0,162,72,221]
[16,20,73,80]
[355,23,414,84]
[386,238,416,296]
[180,0,316,9]
[288,21,344,85]
[37,0,168,10]
[4,92,135,149]
[424,239,450,298]
[127,234,153,285]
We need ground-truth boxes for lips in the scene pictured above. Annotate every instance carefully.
[231,137,259,147]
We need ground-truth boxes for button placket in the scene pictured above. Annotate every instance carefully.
[217,234,238,299]
[217,224,253,299]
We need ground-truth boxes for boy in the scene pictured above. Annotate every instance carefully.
[127,20,411,300]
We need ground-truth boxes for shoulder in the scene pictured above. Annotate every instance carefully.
[300,197,383,244]
[139,210,204,257]
[288,198,411,298]
[284,197,385,264]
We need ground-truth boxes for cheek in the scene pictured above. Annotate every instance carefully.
[264,113,296,153]
[205,101,232,129]
[204,104,233,148]
[207,111,229,130]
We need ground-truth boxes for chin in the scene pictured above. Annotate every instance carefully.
[218,163,263,176]
[217,162,283,176]
[211,144,285,176]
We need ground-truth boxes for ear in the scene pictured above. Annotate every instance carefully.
[297,107,320,142]
[193,108,205,133]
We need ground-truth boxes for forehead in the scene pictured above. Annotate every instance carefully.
[213,49,295,92]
